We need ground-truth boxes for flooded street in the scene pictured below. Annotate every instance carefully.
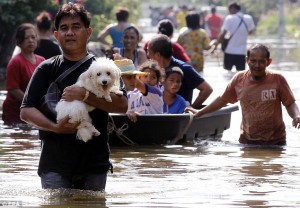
[0,37,300,207]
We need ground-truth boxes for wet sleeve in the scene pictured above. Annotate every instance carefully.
[278,75,296,107]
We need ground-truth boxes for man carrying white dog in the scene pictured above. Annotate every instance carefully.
[20,3,127,191]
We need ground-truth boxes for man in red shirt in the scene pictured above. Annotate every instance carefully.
[205,5,223,40]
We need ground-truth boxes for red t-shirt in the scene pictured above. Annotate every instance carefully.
[144,41,190,63]
[222,70,295,144]
[205,14,223,39]
[2,53,45,124]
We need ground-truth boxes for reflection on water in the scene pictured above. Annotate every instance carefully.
[0,38,300,207]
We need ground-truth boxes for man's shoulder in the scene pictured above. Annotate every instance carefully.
[35,55,63,77]
[40,55,62,65]
[170,57,186,68]
[171,57,194,71]
[242,14,254,24]
[230,70,250,81]
[225,14,236,20]
[266,70,285,78]
[243,14,254,19]
[223,14,236,26]
[238,70,250,76]
[170,57,204,80]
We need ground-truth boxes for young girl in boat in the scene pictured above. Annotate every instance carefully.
[114,59,164,122]
[163,67,187,114]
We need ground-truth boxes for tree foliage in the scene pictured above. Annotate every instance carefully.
[0,0,299,71]
[0,0,58,68]
[257,6,300,39]
[0,0,140,69]
[86,0,140,41]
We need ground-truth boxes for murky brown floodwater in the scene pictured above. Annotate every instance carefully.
[0,37,300,207]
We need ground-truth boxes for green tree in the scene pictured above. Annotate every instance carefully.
[256,5,300,39]
[0,0,58,69]
[0,0,140,72]
[86,0,140,41]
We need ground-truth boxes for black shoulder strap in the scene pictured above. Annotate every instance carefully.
[229,16,244,39]
[241,16,249,32]
[55,53,95,83]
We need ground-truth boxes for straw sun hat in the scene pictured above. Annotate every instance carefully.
[114,59,148,76]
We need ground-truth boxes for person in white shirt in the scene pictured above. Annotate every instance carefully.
[213,2,255,71]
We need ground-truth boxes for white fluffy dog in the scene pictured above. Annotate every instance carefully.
[55,57,123,142]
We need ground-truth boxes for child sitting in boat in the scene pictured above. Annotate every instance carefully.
[114,59,163,122]
[163,67,187,114]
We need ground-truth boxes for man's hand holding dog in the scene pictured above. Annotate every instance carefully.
[55,116,79,134]
[62,85,86,101]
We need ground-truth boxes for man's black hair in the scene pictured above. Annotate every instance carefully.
[54,2,91,30]
[228,2,241,11]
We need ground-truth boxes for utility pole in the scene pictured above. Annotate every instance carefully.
[278,0,285,39]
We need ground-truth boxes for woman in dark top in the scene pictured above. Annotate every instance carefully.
[35,11,61,59]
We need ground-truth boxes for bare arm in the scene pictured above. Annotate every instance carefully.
[87,92,128,113]
[138,49,148,66]
[286,102,300,128]
[20,107,78,133]
[62,85,128,113]
[191,81,213,109]
[134,76,147,94]
[216,30,226,45]
[211,29,226,53]
[20,84,127,132]
[97,25,113,48]
[186,96,228,118]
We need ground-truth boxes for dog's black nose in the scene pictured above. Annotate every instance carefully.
[102,80,107,85]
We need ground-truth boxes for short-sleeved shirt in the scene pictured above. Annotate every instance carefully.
[21,55,126,176]
[163,94,186,114]
[168,57,205,104]
[172,42,191,63]
[221,12,255,55]
[127,84,163,114]
[177,28,211,71]
[222,69,295,144]
[205,13,223,39]
[2,53,45,124]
